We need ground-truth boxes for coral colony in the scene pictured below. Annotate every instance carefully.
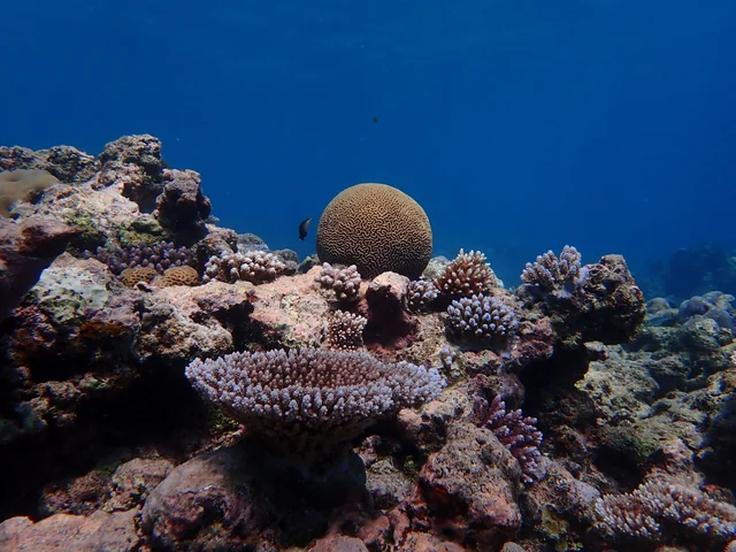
[0,135,734,551]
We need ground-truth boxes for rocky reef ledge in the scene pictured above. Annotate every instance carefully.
[0,135,734,551]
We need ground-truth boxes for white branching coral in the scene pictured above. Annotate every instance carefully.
[594,478,736,544]
[315,262,362,302]
[405,279,440,313]
[324,310,367,350]
[520,245,581,292]
[185,348,446,453]
[203,250,287,284]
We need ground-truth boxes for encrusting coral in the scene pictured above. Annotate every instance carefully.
[0,169,58,217]
[156,265,199,287]
[434,249,498,301]
[446,293,519,343]
[323,310,367,350]
[90,241,194,275]
[594,477,736,545]
[202,250,287,284]
[405,278,440,313]
[185,348,445,455]
[315,262,362,302]
[521,245,581,293]
[316,183,432,279]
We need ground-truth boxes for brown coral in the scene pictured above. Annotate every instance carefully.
[0,169,58,217]
[316,183,432,279]
[434,249,498,301]
[323,310,367,350]
[157,265,199,287]
[119,267,158,287]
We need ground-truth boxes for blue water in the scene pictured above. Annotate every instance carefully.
[2,1,735,286]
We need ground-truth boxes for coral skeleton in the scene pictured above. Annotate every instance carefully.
[521,245,581,292]
[405,278,440,313]
[446,293,519,342]
[203,250,287,284]
[594,478,736,543]
[434,249,498,300]
[475,395,544,485]
[315,262,362,302]
[185,348,446,454]
[324,310,367,350]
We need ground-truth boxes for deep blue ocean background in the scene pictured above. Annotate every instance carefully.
[2,1,735,293]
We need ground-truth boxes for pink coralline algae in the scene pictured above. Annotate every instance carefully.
[185,348,445,454]
[475,395,544,485]
[594,478,736,544]
[521,245,581,293]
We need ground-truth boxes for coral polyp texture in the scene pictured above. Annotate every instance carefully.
[202,250,287,284]
[119,266,158,287]
[185,348,445,453]
[405,278,440,313]
[323,310,367,350]
[521,245,581,293]
[157,265,199,287]
[434,249,498,301]
[475,395,544,485]
[316,183,432,279]
[446,293,519,342]
[315,262,362,302]
[594,478,736,545]
[91,241,193,275]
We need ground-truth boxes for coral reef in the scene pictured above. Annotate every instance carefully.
[446,293,519,343]
[185,348,445,454]
[316,183,432,279]
[405,278,440,313]
[434,249,498,301]
[323,310,367,350]
[315,262,362,302]
[520,245,581,293]
[156,265,200,287]
[203,249,287,284]
[0,169,59,217]
[89,241,194,275]
[154,168,211,238]
[119,266,158,287]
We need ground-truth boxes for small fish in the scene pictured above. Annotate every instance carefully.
[298,217,312,240]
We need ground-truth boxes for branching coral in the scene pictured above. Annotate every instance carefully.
[474,395,544,485]
[323,310,367,350]
[594,478,736,544]
[521,245,581,292]
[90,241,194,275]
[315,262,362,302]
[185,348,445,454]
[434,249,498,301]
[405,279,439,313]
[203,250,287,284]
[446,294,519,342]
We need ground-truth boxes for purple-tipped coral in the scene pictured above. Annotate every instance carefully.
[90,241,194,275]
[446,293,519,342]
[315,262,362,302]
[185,348,445,454]
[434,249,498,300]
[594,478,736,544]
[405,279,440,313]
[475,395,544,485]
[202,250,287,284]
[521,245,581,292]
[324,310,367,350]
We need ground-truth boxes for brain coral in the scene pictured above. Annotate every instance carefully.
[119,267,159,287]
[157,265,199,287]
[316,183,432,279]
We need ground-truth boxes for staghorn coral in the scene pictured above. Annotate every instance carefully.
[89,241,193,275]
[446,293,519,343]
[434,249,498,301]
[594,478,736,544]
[405,279,440,313]
[315,262,362,302]
[521,245,581,292]
[0,169,58,217]
[475,395,544,485]
[156,265,199,287]
[323,310,367,350]
[119,267,159,287]
[316,183,432,279]
[202,250,287,284]
[185,348,445,454]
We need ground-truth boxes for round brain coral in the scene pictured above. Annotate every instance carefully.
[316,183,432,279]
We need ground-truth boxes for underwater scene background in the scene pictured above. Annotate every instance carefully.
[2,1,736,296]
[2,3,736,552]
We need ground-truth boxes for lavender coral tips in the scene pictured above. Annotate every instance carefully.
[521,245,581,292]
[446,293,519,342]
[185,348,445,452]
